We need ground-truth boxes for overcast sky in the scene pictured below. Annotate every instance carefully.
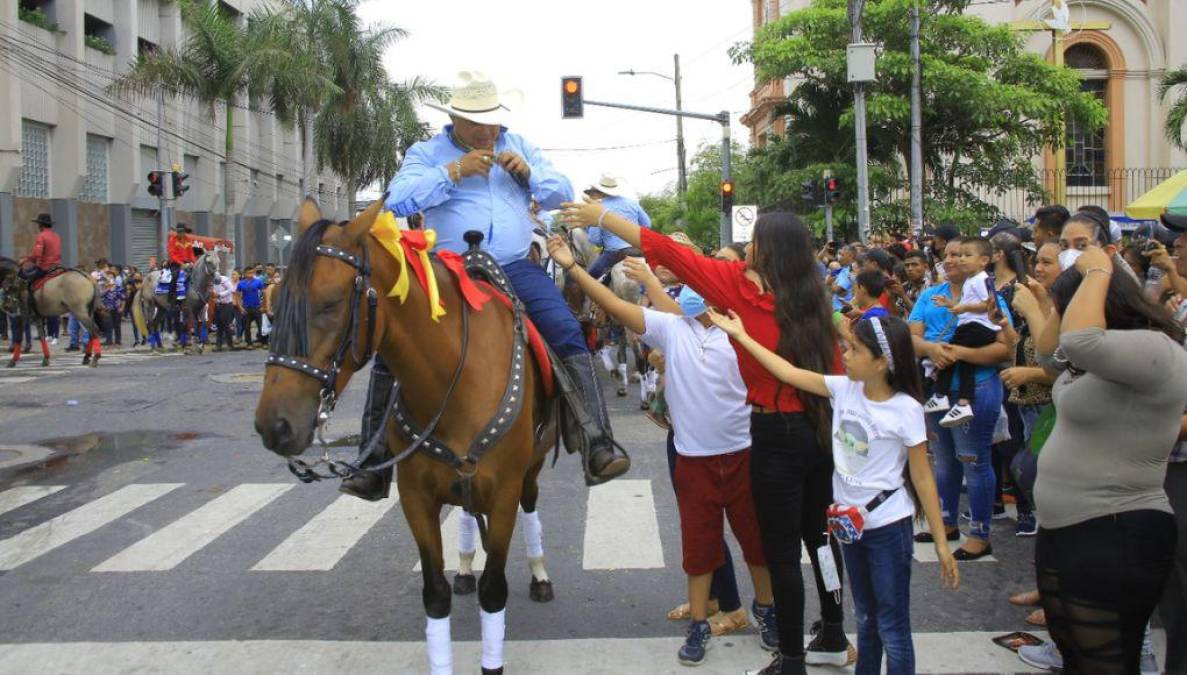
[355,0,755,202]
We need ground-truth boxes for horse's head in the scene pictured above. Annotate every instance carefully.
[254,198,384,456]
[569,228,596,267]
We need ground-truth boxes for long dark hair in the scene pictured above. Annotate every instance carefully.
[752,212,837,447]
[1049,266,1184,344]
[270,219,338,357]
[852,315,926,518]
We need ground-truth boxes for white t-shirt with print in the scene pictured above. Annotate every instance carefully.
[957,271,1000,331]
[641,308,751,457]
[825,375,928,530]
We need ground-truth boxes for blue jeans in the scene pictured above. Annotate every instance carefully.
[587,249,629,280]
[928,375,1001,541]
[68,314,90,348]
[842,516,915,675]
[502,258,587,358]
[1010,404,1044,511]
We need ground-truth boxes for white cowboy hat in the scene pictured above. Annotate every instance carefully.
[425,71,522,126]
[585,173,627,198]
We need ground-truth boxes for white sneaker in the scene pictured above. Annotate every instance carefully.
[1018,641,1063,671]
[50,338,58,346]
[1141,622,1159,675]
[923,394,951,413]
[940,403,974,428]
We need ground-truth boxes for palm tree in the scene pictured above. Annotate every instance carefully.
[108,0,328,230]
[1161,67,1187,151]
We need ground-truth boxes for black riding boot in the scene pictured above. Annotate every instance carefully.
[339,359,395,501]
[562,352,630,485]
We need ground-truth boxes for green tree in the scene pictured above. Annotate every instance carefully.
[1161,67,1187,151]
[639,143,751,249]
[109,0,304,224]
[732,0,1107,232]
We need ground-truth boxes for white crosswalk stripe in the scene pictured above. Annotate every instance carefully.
[0,485,66,517]
[253,494,399,571]
[583,479,665,570]
[93,484,292,572]
[0,483,182,571]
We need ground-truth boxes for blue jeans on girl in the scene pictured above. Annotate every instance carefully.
[928,375,1002,541]
[842,516,915,675]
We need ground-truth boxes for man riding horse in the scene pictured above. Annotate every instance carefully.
[582,173,650,281]
[17,213,61,288]
[338,71,630,500]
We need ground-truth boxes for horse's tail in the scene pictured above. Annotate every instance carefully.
[131,289,149,338]
[89,277,102,325]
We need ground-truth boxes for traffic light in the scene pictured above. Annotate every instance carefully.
[720,179,734,214]
[172,172,190,198]
[801,178,820,208]
[561,76,583,119]
[147,171,163,197]
[826,177,841,204]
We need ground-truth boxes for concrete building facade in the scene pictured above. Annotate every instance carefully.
[0,0,348,272]
[741,0,1187,215]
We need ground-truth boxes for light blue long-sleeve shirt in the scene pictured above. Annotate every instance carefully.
[588,195,651,252]
[384,126,573,264]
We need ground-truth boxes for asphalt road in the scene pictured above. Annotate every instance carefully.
[0,341,1164,673]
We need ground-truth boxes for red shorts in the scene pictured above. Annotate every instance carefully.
[674,448,766,575]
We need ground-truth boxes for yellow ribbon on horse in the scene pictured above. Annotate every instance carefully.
[370,211,447,322]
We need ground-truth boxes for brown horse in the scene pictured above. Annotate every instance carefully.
[0,257,104,368]
[254,199,556,675]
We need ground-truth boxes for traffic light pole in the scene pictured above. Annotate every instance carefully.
[156,89,170,260]
[581,99,731,245]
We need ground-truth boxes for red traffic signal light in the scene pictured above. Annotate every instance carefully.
[826,177,841,204]
[720,179,735,214]
[147,171,163,197]
[561,77,583,119]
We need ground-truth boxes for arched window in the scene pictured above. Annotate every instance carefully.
[1065,43,1109,188]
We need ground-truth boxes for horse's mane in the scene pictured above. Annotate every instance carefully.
[270,218,339,357]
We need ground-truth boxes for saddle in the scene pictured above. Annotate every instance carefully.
[27,267,66,293]
[155,269,187,298]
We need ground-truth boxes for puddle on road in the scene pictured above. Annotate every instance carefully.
[21,430,208,470]
[210,373,264,385]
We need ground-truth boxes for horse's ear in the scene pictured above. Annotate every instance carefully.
[341,195,387,244]
[296,198,322,235]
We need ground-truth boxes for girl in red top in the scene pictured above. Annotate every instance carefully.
[560,200,851,675]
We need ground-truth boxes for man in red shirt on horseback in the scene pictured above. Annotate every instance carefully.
[18,213,61,287]
[166,224,196,307]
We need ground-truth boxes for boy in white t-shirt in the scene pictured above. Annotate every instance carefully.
[923,237,1001,427]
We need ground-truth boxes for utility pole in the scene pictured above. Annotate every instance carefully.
[823,169,835,243]
[909,3,924,237]
[849,0,872,245]
[156,89,170,258]
[678,53,688,195]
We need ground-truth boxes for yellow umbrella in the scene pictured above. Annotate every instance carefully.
[1125,169,1187,220]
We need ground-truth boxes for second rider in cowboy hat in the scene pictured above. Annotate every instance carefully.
[337,71,630,500]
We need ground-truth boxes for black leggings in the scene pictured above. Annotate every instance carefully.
[750,412,844,657]
[1037,510,1176,674]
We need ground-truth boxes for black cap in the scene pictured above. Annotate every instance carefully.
[933,224,960,242]
[1162,212,1187,233]
[33,213,53,227]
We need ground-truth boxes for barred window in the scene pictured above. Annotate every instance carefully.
[80,134,110,203]
[17,120,50,198]
[1066,78,1107,188]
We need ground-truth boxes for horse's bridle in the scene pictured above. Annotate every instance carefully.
[266,242,378,450]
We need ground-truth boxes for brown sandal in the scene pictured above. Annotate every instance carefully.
[666,599,719,621]
[707,608,749,636]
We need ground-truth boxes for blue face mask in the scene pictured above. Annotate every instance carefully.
[677,286,707,318]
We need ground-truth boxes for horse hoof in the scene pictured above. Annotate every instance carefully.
[481,668,504,675]
[82,355,91,365]
[452,573,477,595]
[90,356,100,368]
[639,400,650,411]
[41,358,49,367]
[616,388,627,397]
[529,577,554,603]
[5,361,14,369]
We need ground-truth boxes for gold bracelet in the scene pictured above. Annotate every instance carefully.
[1084,267,1112,277]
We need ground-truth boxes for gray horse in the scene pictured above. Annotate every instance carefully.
[131,252,219,354]
[0,257,104,368]
[565,229,648,403]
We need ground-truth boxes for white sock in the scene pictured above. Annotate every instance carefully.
[617,363,628,383]
[520,509,544,559]
[425,616,453,675]
[480,609,506,671]
[458,510,478,555]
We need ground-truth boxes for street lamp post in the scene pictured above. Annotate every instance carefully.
[619,54,687,197]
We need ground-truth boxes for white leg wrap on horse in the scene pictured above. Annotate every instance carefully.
[519,510,544,560]
[458,511,478,555]
[617,363,628,384]
[425,616,453,675]
[600,347,615,373]
[480,609,506,670]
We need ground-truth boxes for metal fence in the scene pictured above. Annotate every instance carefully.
[881,167,1184,223]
